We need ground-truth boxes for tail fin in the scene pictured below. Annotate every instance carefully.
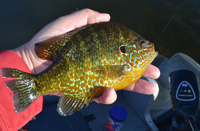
[0,68,39,113]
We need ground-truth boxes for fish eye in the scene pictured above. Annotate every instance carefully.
[139,40,146,48]
[119,46,126,53]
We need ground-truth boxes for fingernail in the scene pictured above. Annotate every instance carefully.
[101,13,110,20]
[105,87,111,91]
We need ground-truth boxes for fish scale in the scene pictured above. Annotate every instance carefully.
[1,22,158,116]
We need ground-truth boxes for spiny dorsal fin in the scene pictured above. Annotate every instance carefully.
[35,34,69,61]
[57,93,91,116]
[35,27,84,61]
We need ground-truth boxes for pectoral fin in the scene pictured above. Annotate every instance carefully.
[57,93,91,116]
[92,65,126,79]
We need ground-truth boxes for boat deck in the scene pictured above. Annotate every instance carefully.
[23,53,200,131]
[23,92,148,131]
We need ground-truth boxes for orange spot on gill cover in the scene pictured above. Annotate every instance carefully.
[119,49,122,54]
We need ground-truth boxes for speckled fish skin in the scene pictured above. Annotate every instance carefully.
[36,22,157,95]
[0,22,158,116]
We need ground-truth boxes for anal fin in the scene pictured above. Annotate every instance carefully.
[57,93,91,116]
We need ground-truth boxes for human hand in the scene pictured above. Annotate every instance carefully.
[13,8,111,97]
[13,8,160,104]
[92,64,160,104]
[13,9,110,74]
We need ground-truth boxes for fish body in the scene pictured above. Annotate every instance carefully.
[0,22,158,116]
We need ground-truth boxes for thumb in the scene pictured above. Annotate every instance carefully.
[92,88,117,104]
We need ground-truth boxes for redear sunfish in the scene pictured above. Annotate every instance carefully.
[0,22,158,116]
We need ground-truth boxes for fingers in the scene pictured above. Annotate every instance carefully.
[31,9,110,43]
[62,8,110,28]
[92,88,117,104]
[54,8,110,33]
[143,64,160,79]
[93,78,158,104]
[92,64,160,104]
[123,64,160,94]
[48,91,62,96]
[82,8,110,24]
[47,88,117,104]
[50,65,159,103]
[124,79,157,94]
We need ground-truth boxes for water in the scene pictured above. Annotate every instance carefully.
[0,0,199,63]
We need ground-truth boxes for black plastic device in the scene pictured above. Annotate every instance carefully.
[169,70,199,130]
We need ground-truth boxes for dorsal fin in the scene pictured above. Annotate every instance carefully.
[57,93,91,116]
[35,27,85,61]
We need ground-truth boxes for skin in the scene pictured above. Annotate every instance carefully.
[13,8,160,104]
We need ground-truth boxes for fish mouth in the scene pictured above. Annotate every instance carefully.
[145,50,158,66]
[150,51,158,63]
